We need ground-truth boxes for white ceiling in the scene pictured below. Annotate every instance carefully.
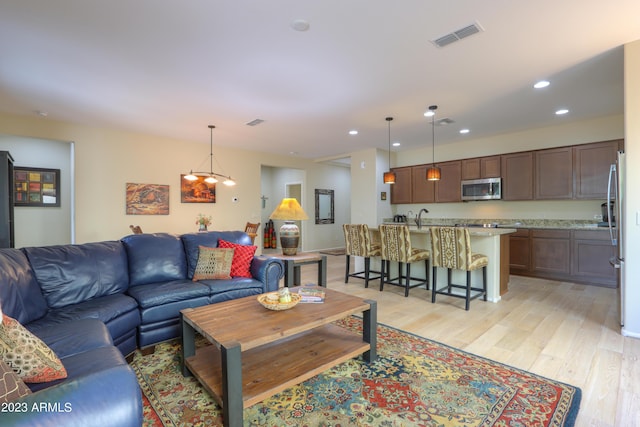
[1,1,639,159]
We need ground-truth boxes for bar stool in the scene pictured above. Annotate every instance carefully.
[378,224,430,297]
[343,224,381,288]
[429,226,488,310]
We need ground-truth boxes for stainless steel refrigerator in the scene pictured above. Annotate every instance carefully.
[607,150,625,326]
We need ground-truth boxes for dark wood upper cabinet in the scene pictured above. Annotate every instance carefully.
[534,146,573,199]
[389,166,412,204]
[411,164,435,203]
[573,140,622,199]
[501,152,534,200]
[481,156,502,178]
[461,158,481,180]
[435,160,462,202]
[391,139,623,204]
[461,156,501,180]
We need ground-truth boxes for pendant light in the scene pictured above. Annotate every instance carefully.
[183,125,236,186]
[383,117,396,184]
[425,105,441,181]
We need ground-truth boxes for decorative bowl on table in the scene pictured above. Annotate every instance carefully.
[257,292,302,311]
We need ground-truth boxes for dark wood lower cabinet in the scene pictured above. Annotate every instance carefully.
[571,230,617,287]
[531,230,571,275]
[508,229,530,274]
[509,228,616,287]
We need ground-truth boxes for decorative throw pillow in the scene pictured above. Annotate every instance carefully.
[192,246,234,281]
[0,315,67,383]
[0,360,31,404]
[217,239,257,278]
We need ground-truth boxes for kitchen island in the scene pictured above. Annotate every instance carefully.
[370,226,516,303]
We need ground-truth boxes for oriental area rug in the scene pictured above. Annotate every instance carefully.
[131,317,581,427]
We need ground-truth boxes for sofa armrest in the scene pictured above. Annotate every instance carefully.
[250,256,284,292]
[4,365,142,427]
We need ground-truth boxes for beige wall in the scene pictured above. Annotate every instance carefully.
[0,112,349,251]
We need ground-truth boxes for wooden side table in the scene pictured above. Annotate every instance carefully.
[269,252,327,287]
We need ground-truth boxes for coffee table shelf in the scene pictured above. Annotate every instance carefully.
[185,323,370,408]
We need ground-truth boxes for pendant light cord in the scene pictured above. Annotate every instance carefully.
[209,125,215,174]
[386,116,393,164]
[431,114,435,166]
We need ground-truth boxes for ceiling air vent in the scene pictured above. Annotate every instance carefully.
[246,118,264,126]
[436,118,455,126]
[431,21,484,48]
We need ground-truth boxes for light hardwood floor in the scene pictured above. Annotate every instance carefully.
[290,252,640,427]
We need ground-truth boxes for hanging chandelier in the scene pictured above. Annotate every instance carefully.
[382,117,396,184]
[425,105,441,181]
[183,125,236,186]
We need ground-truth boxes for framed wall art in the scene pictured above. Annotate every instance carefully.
[180,175,216,203]
[126,183,170,215]
[14,167,60,207]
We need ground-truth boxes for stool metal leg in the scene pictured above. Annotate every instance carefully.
[465,270,472,311]
[364,257,371,288]
[345,254,351,283]
[431,266,438,303]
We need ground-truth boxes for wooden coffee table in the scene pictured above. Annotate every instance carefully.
[180,287,377,427]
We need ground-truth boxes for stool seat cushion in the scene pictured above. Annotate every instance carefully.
[469,253,489,270]
[408,248,430,263]
[368,244,381,256]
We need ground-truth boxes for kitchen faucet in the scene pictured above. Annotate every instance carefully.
[416,208,429,229]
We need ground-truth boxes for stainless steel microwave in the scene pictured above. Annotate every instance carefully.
[461,177,502,201]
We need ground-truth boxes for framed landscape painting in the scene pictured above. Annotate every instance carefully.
[14,167,60,207]
[126,183,170,215]
[180,175,216,203]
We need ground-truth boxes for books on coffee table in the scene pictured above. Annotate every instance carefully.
[298,285,325,303]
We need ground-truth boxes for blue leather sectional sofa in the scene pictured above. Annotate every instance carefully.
[0,231,284,427]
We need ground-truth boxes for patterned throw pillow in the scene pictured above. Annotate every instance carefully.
[0,360,31,404]
[217,239,257,278]
[0,315,67,383]
[192,246,234,281]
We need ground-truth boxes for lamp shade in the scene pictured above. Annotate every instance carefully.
[426,166,441,181]
[383,171,396,184]
[269,198,309,221]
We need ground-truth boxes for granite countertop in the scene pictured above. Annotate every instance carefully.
[382,218,611,230]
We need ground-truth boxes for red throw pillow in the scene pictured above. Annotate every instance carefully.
[217,239,257,278]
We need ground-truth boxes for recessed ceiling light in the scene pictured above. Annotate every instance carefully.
[291,19,310,32]
[534,80,550,89]
[392,142,401,147]
[348,130,358,135]
[555,109,569,115]
[459,129,470,134]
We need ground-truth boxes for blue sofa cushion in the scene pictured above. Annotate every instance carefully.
[199,277,265,296]
[0,249,48,324]
[122,233,187,286]
[29,318,113,359]
[23,241,129,309]
[26,294,140,342]
[181,231,252,279]
[126,279,210,309]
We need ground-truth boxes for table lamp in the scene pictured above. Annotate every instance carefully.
[269,198,309,255]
